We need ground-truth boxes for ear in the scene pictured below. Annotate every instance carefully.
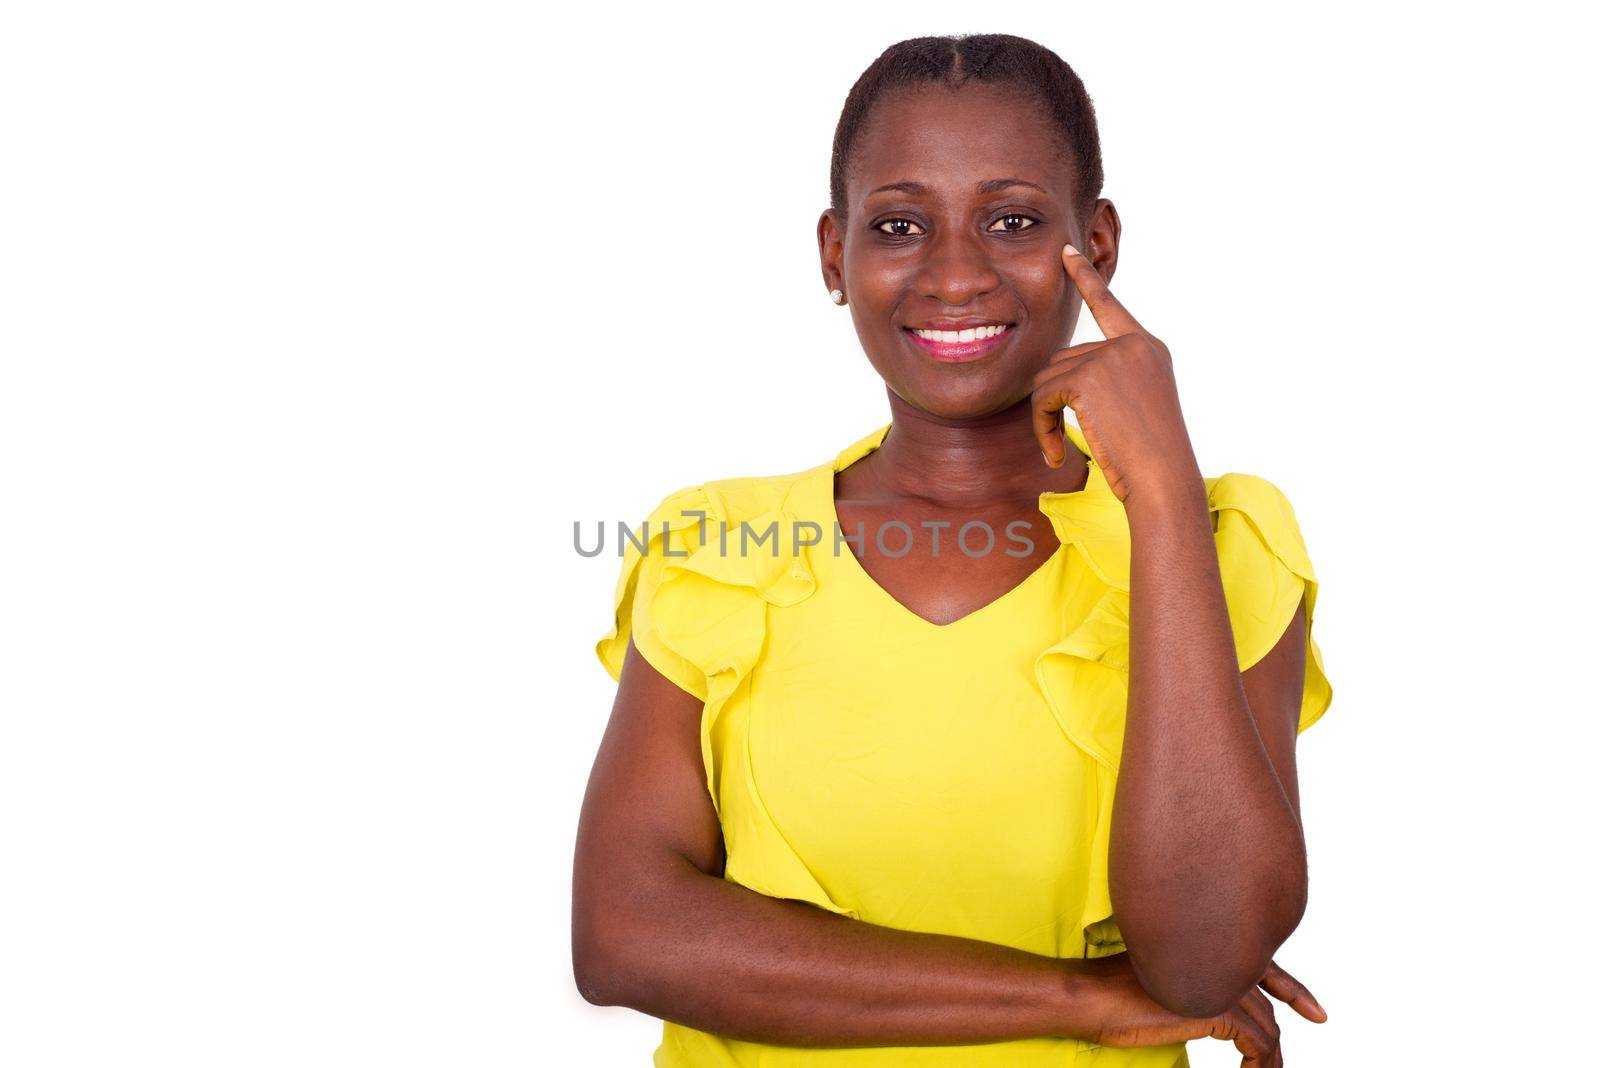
[1084,198,1122,285]
[817,209,846,294]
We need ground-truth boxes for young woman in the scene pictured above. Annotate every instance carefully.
[575,34,1332,1068]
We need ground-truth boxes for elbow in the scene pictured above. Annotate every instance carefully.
[572,899,647,1008]
[1139,966,1262,1020]
[1126,892,1310,1019]
[573,849,705,1009]
[1131,942,1283,1019]
[572,941,623,1007]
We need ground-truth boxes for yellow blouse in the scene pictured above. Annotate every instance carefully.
[596,420,1332,1068]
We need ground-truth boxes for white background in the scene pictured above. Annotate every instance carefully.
[4,3,1596,1065]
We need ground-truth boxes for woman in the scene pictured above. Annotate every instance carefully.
[575,33,1332,1068]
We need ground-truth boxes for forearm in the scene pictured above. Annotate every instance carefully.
[575,852,1107,1047]
[1113,472,1307,1014]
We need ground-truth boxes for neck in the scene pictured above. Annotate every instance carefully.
[854,390,1091,506]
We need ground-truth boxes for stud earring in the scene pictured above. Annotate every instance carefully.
[830,289,845,305]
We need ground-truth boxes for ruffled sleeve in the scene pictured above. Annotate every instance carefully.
[595,484,716,702]
[594,477,828,830]
[594,477,853,917]
[1209,471,1332,733]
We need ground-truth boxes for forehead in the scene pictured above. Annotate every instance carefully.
[848,83,1074,206]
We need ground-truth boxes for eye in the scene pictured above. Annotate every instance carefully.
[988,213,1039,234]
[874,217,925,237]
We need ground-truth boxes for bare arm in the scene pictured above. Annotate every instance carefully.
[1034,244,1317,1021]
[571,639,1115,1047]
[1114,476,1310,1018]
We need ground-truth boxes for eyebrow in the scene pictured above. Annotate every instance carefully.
[866,177,1050,197]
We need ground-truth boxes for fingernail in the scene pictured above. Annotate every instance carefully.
[1063,243,1079,256]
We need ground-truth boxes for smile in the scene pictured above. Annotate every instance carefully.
[902,323,1015,362]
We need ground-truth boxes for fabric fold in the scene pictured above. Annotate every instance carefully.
[596,479,855,918]
[595,483,719,702]
[1033,459,1333,773]
[1209,471,1332,732]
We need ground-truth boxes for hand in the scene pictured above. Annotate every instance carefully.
[1076,953,1327,1067]
[1032,244,1201,507]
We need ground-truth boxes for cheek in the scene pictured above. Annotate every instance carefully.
[844,247,912,289]
[863,284,917,324]
[1010,256,1069,307]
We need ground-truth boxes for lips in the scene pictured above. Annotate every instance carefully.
[902,323,1015,363]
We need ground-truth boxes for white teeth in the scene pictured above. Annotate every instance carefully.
[911,324,1010,342]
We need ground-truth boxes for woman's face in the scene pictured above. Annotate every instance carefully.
[819,83,1119,421]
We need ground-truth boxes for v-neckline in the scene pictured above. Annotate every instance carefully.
[826,497,1065,630]
[819,423,1092,632]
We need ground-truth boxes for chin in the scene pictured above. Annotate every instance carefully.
[865,343,1037,418]
[892,378,1025,421]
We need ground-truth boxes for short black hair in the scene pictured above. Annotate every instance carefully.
[829,34,1104,225]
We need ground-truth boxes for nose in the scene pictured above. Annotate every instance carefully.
[913,227,1002,307]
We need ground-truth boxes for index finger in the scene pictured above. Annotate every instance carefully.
[1258,960,1327,1023]
[1062,243,1143,338]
